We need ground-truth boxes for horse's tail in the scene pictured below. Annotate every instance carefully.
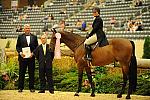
[129,41,137,92]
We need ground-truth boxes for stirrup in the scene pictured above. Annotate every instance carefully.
[84,56,92,61]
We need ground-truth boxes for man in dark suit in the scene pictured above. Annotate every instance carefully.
[84,7,108,61]
[16,24,38,92]
[33,34,54,94]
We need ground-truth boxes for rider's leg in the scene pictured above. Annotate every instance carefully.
[84,44,92,61]
[84,34,97,61]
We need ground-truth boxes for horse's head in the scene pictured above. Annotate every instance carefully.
[51,26,85,43]
[51,23,65,34]
[51,27,64,43]
[51,27,85,52]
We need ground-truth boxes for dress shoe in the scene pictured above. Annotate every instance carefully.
[18,89,23,92]
[38,90,45,93]
[30,89,35,92]
[49,90,54,94]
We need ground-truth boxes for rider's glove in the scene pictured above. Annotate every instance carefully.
[86,34,90,39]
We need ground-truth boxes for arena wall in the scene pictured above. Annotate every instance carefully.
[0,39,144,59]
[1,0,47,9]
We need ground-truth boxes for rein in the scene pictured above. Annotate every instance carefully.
[73,40,85,52]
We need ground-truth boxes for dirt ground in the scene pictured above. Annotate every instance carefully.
[0,90,150,100]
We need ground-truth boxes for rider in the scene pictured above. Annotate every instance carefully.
[84,7,108,61]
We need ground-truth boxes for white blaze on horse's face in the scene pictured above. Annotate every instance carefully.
[52,24,62,33]
[52,24,59,29]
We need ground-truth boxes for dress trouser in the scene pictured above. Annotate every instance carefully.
[84,34,97,45]
[18,59,35,90]
[39,60,54,91]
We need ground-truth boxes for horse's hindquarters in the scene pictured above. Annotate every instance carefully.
[110,39,132,63]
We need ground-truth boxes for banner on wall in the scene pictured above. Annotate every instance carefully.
[11,0,18,10]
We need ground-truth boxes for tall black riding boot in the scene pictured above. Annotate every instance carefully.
[84,45,92,61]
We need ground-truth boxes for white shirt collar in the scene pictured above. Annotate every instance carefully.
[42,43,46,47]
[26,36,30,46]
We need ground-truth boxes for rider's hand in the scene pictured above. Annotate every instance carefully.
[86,34,90,39]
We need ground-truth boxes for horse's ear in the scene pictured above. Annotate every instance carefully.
[53,28,57,33]
[51,28,57,33]
[51,28,54,33]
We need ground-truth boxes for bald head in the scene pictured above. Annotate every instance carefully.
[24,24,30,28]
[40,34,47,44]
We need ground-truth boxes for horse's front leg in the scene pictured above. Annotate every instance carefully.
[85,66,95,97]
[74,66,83,96]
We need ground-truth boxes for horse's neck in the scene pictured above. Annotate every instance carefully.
[61,31,85,52]
[49,33,56,52]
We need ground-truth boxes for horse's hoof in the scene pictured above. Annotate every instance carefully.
[117,94,122,98]
[90,93,95,97]
[74,93,79,96]
[126,96,131,99]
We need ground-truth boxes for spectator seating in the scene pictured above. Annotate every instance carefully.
[0,0,149,40]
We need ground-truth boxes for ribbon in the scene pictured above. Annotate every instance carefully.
[54,33,61,59]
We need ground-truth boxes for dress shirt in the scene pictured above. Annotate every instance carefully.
[42,44,46,55]
[26,36,30,46]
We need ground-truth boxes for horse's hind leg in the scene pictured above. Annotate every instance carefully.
[126,84,132,99]
[117,72,128,98]
[74,65,83,96]
[117,65,128,98]
[85,66,95,97]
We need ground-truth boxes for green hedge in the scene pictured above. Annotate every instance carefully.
[135,72,150,96]
[53,66,150,95]
[0,60,150,96]
[0,58,19,90]
[142,36,150,59]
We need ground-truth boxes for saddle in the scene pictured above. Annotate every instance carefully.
[90,38,109,50]
[84,39,109,62]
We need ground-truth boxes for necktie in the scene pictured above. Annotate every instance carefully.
[43,44,46,55]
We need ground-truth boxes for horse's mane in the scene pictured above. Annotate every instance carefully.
[64,31,85,40]
[60,31,85,52]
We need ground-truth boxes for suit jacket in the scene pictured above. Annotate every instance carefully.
[16,33,38,61]
[89,16,108,46]
[33,44,54,64]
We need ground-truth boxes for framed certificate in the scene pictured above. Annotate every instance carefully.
[22,47,31,58]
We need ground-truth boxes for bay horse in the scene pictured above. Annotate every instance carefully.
[50,30,137,99]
